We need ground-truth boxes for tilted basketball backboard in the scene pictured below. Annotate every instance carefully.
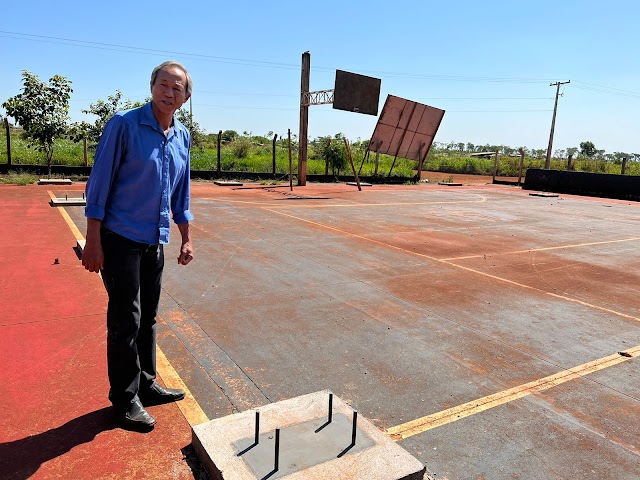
[368,95,445,162]
[333,70,381,116]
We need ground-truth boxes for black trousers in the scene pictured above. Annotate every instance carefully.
[100,227,164,409]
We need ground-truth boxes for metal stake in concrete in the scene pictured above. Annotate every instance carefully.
[255,411,260,445]
[337,410,358,458]
[274,428,280,472]
[315,392,333,433]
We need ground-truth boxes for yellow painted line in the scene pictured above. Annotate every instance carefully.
[52,193,209,427]
[441,236,640,261]
[156,342,210,425]
[387,345,640,439]
[264,208,640,324]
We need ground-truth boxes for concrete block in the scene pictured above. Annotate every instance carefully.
[214,181,244,186]
[38,179,73,185]
[49,198,87,206]
[192,390,425,480]
[347,182,372,187]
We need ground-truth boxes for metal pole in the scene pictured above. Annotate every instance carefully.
[518,147,525,185]
[344,138,361,191]
[4,118,11,166]
[272,134,278,176]
[83,136,88,168]
[545,80,570,169]
[298,51,310,186]
[288,129,293,191]
[217,130,222,177]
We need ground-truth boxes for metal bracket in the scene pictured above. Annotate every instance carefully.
[301,89,334,106]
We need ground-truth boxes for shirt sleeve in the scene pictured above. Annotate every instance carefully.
[85,115,125,220]
[171,133,194,225]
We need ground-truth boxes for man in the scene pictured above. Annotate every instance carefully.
[83,61,194,430]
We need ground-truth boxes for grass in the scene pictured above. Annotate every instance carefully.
[1,130,638,178]
[0,171,39,185]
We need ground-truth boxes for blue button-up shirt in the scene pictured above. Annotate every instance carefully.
[85,102,194,244]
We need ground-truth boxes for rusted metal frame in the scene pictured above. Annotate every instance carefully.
[344,138,361,191]
[388,102,419,177]
[301,89,335,106]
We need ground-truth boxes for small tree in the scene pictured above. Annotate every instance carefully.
[579,141,597,158]
[68,90,145,147]
[3,70,73,177]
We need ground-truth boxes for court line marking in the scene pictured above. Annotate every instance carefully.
[386,345,640,439]
[50,194,209,427]
[441,237,640,261]
[263,208,640,324]
[203,194,487,208]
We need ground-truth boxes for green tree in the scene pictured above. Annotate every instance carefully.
[175,107,205,149]
[579,141,597,158]
[318,135,348,175]
[68,90,145,147]
[221,129,238,143]
[3,70,73,177]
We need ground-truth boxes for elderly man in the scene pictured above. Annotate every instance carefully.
[83,61,194,429]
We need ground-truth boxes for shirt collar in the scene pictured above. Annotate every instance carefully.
[142,101,175,137]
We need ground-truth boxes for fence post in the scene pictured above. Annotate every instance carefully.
[83,137,88,167]
[518,148,524,185]
[217,130,222,177]
[567,153,573,171]
[272,134,278,176]
[4,118,11,166]
[492,150,499,183]
[621,157,627,175]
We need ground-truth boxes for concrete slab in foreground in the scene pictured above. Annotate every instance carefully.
[38,178,73,185]
[192,390,425,480]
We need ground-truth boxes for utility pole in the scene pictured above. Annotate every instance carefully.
[545,80,570,169]
[298,51,310,185]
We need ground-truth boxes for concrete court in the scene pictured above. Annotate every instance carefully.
[59,181,640,479]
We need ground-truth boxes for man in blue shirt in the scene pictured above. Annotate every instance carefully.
[83,61,194,430]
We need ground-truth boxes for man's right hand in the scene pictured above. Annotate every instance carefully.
[83,218,104,273]
[82,239,104,272]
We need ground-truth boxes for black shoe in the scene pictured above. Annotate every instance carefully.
[139,382,186,406]
[116,399,156,431]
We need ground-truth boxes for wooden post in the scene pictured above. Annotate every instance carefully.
[621,157,627,175]
[288,129,293,191]
[4,118,11,166]
[344,138,361,191]
[324,138,331,176]
[272,134,278,175]
[217,130,222,177]
[492,150,499,183]
[518,147,525,184]
[83,136,88,167]
[298,52,310,186]
[567,153,573,171]
[374,146,380,175]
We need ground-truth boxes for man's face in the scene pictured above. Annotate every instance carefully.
[150,66,190,116]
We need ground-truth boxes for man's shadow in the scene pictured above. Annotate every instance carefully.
[0,407,119,479]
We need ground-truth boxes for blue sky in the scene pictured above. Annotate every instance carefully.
[1,0,638,154]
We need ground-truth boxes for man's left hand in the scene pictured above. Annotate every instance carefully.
[177,242,193,265]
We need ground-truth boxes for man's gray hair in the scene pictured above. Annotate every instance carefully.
[150,61,192,96]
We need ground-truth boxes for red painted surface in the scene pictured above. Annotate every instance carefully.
[0,185,195,479]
